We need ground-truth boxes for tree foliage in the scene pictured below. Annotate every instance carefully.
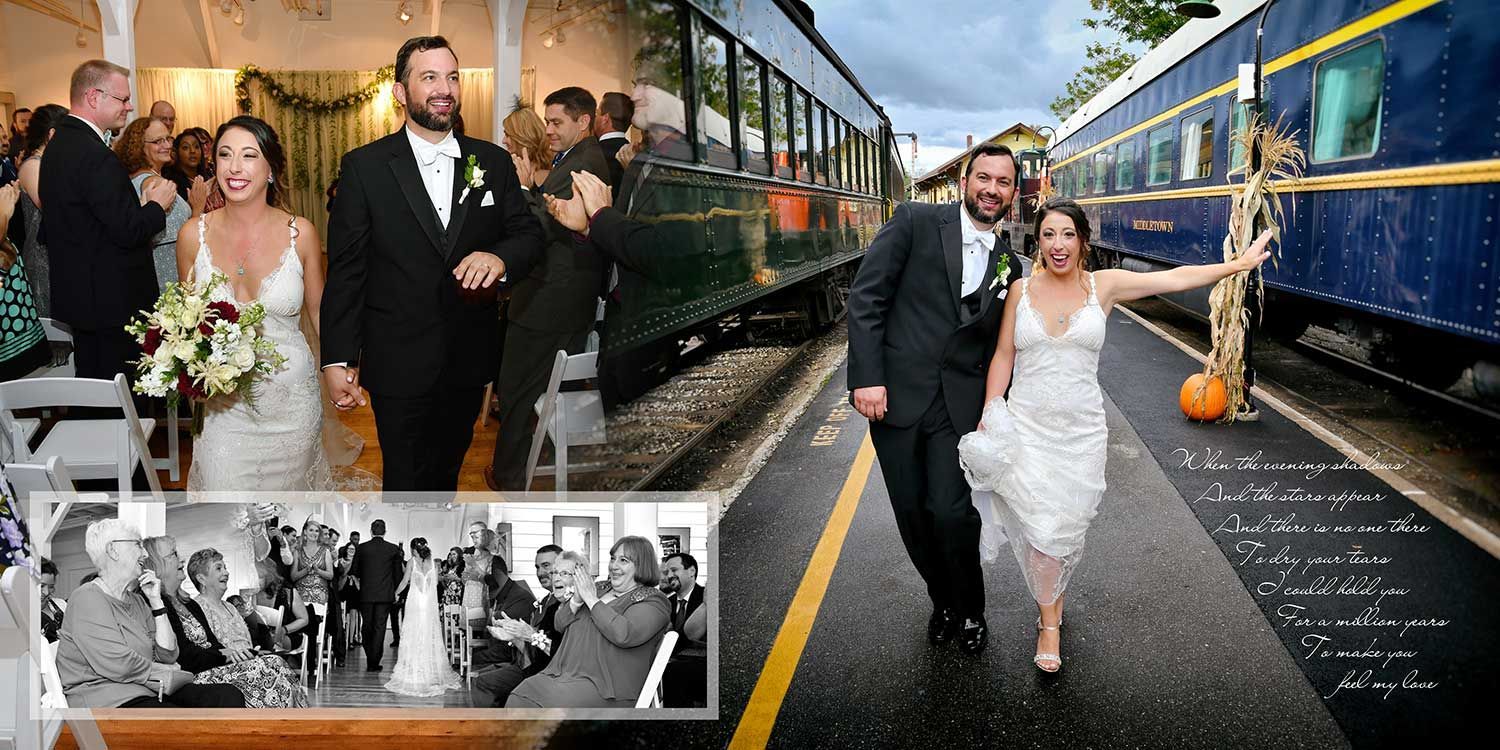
[1051,0,1190,120]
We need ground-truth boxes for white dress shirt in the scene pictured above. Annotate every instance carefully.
[598,131,628,143]
[958,202,996,296]
[404,126,460,228]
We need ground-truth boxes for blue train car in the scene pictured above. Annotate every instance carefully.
[1045,0,1499,390]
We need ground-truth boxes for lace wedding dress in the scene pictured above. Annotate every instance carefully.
[385,560,463,697]
[960,272,1109,606]
[187,215,334,492]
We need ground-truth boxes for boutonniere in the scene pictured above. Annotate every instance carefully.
[988,255,1011,299]
[459,154,486,203]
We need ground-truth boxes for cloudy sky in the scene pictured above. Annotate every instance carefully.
[808,0,1143,178]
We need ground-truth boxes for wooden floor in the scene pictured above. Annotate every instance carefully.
[156,399,535,493]
[312,629,476,708]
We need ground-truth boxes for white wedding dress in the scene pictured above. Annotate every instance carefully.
[187,215,334,492]
[960,273,1108,605]
[385,560,462,697]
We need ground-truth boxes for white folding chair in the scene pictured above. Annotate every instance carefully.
[444,604,469,680]
[317,604,336,679]
[4,456,110,504]
[523,350,606,491]
[635,631,679,708]
[0,375,164,499]
[302,602,326,688]
[0,567,106,750]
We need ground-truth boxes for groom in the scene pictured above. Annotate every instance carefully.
[323,36,545,491]
[352,520,404,671]
[847,143,1023,655]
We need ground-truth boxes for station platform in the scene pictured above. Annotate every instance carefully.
[548,313,1498,750]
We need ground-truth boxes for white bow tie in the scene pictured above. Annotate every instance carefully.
[964,224,996,251]
[415,138,461,165]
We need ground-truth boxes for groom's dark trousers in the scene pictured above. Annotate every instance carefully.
[847,201,1023,622]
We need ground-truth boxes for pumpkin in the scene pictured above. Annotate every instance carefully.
[1180,373,1228,422]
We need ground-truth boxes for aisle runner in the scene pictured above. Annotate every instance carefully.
[1098,315,1498,748]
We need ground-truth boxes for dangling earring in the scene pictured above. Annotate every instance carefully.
[268,174,275,184]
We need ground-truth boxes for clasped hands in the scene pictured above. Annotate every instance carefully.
[543,171,613,235]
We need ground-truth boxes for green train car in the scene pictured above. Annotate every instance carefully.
[604,0,906,396]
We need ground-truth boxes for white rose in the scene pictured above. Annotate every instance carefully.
[230,343,255,370]
[468,165,486,188]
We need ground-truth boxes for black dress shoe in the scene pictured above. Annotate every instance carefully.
[957,617,989,655]
[366,664,383,672]
[928,607,959,645]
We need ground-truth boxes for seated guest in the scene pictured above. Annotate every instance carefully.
[506,536,671,708]
[227,594,271,650]
[661,552,708,707]
[189,546,316,686]
[474,545,565,706]
[39,557,66,643]
[472,543,539,668]
[253,575,310,653]
[54,518,246,708]
[143,536,306,708]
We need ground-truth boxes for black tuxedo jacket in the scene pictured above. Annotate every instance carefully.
[39,116,165,332]
[506,135,611,333]
[351,537,404,604]
[322,130,544,396]
[847,201,1023,432]
[596,134,628,197]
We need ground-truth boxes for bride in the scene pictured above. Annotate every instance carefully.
[962,198,1271,673]
[175,115,348,492]
[384,537,462,697]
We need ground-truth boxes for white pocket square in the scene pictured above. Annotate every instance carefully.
[480,191,495,207]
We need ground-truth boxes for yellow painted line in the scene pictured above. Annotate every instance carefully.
[729,433,877,750]
[1071,158,1500,205]
[1054,0,1444,169]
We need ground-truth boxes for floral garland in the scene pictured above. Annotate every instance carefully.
[234,63,396,114]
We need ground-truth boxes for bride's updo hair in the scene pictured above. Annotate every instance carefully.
[214,115,289,209]
[411,537,431,560]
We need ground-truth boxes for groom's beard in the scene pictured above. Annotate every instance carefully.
[964,193,1011,225]
[410,96,460,132]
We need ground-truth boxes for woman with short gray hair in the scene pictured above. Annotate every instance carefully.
[54,519,244,707]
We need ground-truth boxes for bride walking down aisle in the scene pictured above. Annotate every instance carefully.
[962,198,1272,673]
[383,538,462,697]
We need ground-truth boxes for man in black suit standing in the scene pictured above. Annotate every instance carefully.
[41,60,177,380]
[351,519,404,671]
[485,86,612,490]
[593,92,633,198]
[846,143,1023,656]
[323,36,544,492]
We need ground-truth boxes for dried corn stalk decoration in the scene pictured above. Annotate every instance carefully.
[1201,114,1305,422]
[1032,168,1057,210]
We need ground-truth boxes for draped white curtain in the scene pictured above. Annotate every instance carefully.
[1179,118,1204,180]
[135,67,496,239]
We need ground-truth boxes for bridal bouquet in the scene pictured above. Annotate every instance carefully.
[125,271,286,432]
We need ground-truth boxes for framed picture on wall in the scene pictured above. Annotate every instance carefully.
[553,516,600,577]
[658,527,690,560]
[495,522,514,574]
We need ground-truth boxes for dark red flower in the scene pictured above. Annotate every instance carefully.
[176,370,203,399]
[142,327,163,355]
[207,300,240,324]
[198,321,214,337]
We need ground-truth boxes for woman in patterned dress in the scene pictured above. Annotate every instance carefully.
[148,540,305,707]
[291,515,333,668]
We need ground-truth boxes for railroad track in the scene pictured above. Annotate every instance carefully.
[569,333,820,492]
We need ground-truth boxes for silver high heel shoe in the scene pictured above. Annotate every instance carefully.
[1034,616,1063,673]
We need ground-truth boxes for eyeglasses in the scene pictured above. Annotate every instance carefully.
[108,538,144,550]
[93,89,131,106]
[146,136,174,146]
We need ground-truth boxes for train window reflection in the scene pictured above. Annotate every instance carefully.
[1179,107,1213,180]
[1147,123,1174,186]
[814,103,828,185]
[795,90,813,182]
[1092,150,1112,194]
[629,0,690,161]
[696,28,736,168]
[739,55,769,174]
[1228,98,1251,176]
[1312,38,1384,162]
[771,74,792,178]
[1115,140,1135,189]
[831,118,843,188]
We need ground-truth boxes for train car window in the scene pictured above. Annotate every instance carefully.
[629,0,690,162]
[1312,38,1384,162]
[738,55,770,174]
[856,135,867,194]
[1228,97,1251,176]
[695,27,736,169]
[839,119,853,190]
[1115,141,1135,190]
[829,119,842,188]
[771,74,793,179]
[795,90,813,182]
[1092,151,1112,194]
[1179,107,1213,180]
[814,103,829,186]
[1147,124,1174,186]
